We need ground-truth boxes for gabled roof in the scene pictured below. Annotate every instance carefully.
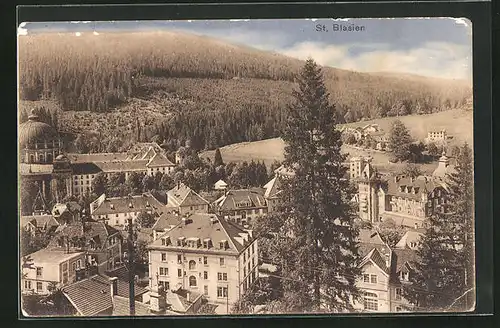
[214,179,228,188]
[20,215,59,230]
[395,230,424,249]
[274,165,296,177]
[92,193,166,216]
[357,229,389,258]
[359,248,391,276]
[213,188,267,211]
[148,213,251,254]
[263,176,282,199]
[52,202,81,217]
[146,152,175,168]
[112,296,152,316]
[167,183,209,208]
[62,274,147,317]
[103,265,131,282]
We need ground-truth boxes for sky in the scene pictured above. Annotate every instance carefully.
[18,18,472,81]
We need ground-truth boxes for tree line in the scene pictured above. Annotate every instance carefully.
[19,33,471,153]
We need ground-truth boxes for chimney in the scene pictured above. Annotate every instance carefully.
[186,291,190,302]
[110,277,118,296]
[177,181,181,189]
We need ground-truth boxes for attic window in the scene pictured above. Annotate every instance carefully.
[129,202,133,208]
[400,270,410,281]
[414,187,419,194]
[110,204,114,210]
[161,237,170,246]
[146,201,150,207]
[203,238,212,248]
[177,237,185,247]
[219,240,227,250]
[400,186,405,193]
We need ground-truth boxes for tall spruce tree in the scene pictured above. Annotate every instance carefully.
[404,142,474,311]
[214,148,224,167]
[388,119,413,162]
[276,59,360,312]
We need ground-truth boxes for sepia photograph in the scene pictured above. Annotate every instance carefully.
[18,17,475,317]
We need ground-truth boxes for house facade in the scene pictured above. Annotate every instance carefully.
[212,189,268,227]
[90,192,166,227]
[147,213,259,314]
[356,161,450,228]
[21,249,86,295]
[47,220,123,274]
[354,229,419,313]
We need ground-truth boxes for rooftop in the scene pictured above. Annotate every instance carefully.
[149,213,251,254]
[48,220,120,250]
[92,193,166,216]
[24,248,84,264]
[62,274,147,317]
[167,183,209,208]
[213,188,267,211]
[152,211,182,232]
[18,163,53,175]
[395,230,424,249]
[385,175,446,201]
[66,153,129,164]
[20,214,59,230]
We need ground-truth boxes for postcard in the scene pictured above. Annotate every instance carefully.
[18,17,475,317]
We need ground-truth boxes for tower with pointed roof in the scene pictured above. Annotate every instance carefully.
[357,162,381,223]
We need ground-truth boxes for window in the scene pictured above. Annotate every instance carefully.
[161,253,167,262]
[189,276,197,287]
[204,271,208,279]
[24,280,32,290]
[363,274,370,283]
[217,273,223,281]
[36,267,43,277]
[363,292,378,311]
[203,256,208,265]
[159,267,168,276]
[223,273,228,281]
[400,271,410,281]
[243,253,246,262]
[177,255,182,264]
[220,258,225,266]
[395,288,402,301]
[189,260,196,270]
[178,269,182,277]
[71,262,76,274]
[370,275,377,284]
[37,282,43,292]
[76,260,82,269]
[217,287,228,298]
[204,285,208,295]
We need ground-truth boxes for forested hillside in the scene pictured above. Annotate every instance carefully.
[18,32,472,152]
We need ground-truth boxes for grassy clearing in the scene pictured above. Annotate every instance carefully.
[201,109,473,174]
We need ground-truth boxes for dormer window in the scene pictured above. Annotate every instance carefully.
[110,204,114,210]
[400,186,405,192]
[203,238,212,248]
[409,242,417,248]
[400,270,410,281]
[219,240,227,250]
[161,237,170,246]
[128,202,133,209]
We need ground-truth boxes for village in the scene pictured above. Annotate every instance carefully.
[19,108,462,316]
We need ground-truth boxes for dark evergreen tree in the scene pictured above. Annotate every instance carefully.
[404,144,474,311]
[274,59,360,312]
[91,172,108,196]
[126,172,143,195]
[388,119,413,162]
[214,148,224,167]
